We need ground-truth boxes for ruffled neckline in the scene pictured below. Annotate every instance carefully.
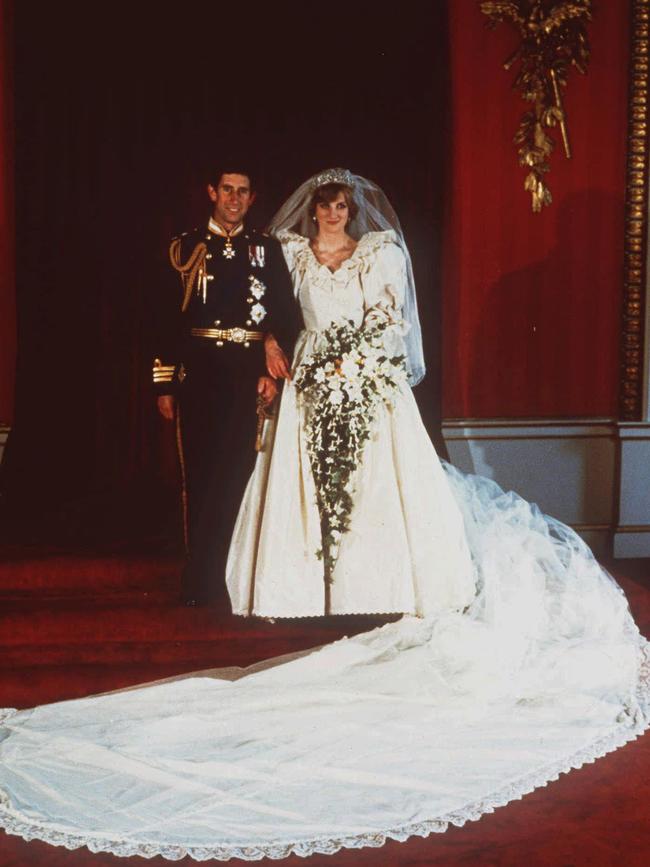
[278,230,397,282]
[309,240,360,276]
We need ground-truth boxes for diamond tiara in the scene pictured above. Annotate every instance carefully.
[309,168,354,191]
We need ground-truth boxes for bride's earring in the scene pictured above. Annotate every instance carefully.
[312,216,317,222]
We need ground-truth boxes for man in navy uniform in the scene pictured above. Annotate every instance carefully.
[153,169,300,606]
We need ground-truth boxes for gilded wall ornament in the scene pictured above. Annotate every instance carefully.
[480,1,592,211]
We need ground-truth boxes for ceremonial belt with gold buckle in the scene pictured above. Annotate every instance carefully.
[190,327,264,346]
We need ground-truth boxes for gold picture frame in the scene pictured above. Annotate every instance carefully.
[621,0,649,420]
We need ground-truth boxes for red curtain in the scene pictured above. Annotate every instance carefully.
[443,0,630,419]
[0,0,15,425]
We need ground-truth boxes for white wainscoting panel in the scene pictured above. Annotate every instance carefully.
[613,422,650,557]
[442,419,619,558]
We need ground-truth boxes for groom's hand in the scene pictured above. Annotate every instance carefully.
[157,395,175,421]
[264,334,291,380]
[257,376,278,407]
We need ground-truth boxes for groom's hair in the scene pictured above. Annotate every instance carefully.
[210,167,255,191]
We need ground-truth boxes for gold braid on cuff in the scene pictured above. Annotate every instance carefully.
[153,358,176,383]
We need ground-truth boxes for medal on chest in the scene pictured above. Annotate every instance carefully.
[249,244,265,268]
[223,236,236,259]
[206,219,242,260]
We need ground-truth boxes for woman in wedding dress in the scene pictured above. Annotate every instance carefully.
[0,170,648,863]
[227,168,474,618]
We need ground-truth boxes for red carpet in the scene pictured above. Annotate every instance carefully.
[0,551,649,866]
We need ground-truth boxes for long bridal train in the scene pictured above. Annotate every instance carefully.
[0,464,648,862]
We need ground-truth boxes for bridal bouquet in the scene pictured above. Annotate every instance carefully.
[294,319,407,583]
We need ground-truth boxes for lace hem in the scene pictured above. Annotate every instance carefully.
[1,696,648,862]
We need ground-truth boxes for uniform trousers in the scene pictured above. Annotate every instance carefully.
[177,345,263,604]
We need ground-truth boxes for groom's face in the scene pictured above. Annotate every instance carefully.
[207,173,256,228]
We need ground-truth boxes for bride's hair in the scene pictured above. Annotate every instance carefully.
[308,183,359,222]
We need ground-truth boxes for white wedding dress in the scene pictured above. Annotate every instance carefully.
[0,233,649,862]
[227,230,475,618]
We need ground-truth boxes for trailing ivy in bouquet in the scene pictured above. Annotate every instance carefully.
[293,318,407,582]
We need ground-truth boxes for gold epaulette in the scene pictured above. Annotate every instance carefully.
[153,358,175,384]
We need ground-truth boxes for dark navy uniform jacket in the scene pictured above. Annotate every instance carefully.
[152,222,300,394]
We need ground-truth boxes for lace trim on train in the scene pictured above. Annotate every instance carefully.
[1,649,648,863]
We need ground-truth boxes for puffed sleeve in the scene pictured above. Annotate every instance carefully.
[361,234,406,324]
[275,230,306,282]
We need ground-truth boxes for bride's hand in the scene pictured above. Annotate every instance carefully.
[264,335,292,380]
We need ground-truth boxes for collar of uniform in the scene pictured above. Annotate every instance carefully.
[208,218,245,238]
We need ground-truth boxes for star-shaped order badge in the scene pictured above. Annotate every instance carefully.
[247,276,267,323]
[251,302,267,324]
[249,275,267,300]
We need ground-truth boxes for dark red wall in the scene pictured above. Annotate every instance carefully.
[443,0,630,419]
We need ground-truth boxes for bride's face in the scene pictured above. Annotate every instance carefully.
[315,192,349,233]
